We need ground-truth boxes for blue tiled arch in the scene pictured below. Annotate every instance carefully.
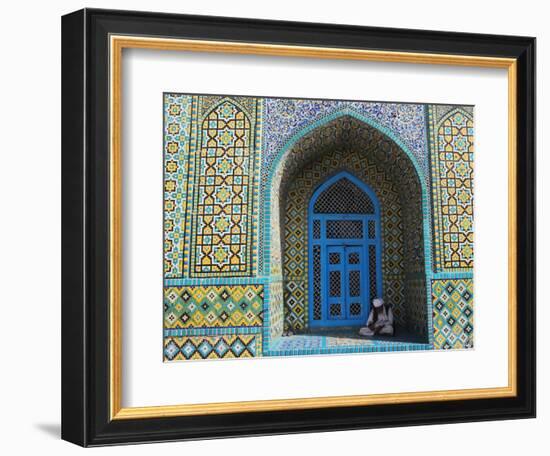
[262,109,435,347]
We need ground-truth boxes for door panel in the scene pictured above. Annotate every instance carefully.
[345,246,367,321]
[326,245,345,320]
[322,244,369,324]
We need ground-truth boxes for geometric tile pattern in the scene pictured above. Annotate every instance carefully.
[164,334,261,361]
[198,95,259,121]
[432,279,474,349]
[163,94,194,277]
[269,280,284,340]
[401,161,426,276]
[405,274,429,337]
[189,99,260,276]
[430,107,474,271]
[261,99,428,187]
[267,334,430,355]
[164,285,263,329]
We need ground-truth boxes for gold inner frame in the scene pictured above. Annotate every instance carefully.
[109,35,518,420]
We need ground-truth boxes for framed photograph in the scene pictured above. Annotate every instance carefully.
[61,8,535,446]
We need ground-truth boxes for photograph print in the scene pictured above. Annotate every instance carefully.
[162,94,474,362]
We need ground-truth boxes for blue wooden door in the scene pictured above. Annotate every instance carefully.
[325,244,367,323]
[309,172,382,328]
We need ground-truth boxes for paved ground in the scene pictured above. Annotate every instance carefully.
[266,327,430,355]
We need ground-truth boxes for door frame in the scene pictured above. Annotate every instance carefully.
[307,172,383,329]
[324,240,370,325]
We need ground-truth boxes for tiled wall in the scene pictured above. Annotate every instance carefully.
[163,95,474,360]
[432,279,474,349]
[428,105,475,349]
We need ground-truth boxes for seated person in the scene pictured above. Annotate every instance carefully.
[359,298,394,336]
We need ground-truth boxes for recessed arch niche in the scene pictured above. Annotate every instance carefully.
[267,114,430,343]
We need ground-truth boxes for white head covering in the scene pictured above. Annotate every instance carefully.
[373,298,384,308]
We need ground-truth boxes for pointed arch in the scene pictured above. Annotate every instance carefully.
[188,98,256,276]
[309,171,380,216]
[430,106,474,272]
[264,114,432,343]
[265,108,426,200]
[199,96,256,123]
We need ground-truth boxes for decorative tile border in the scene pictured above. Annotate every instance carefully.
[164,326,262,337]
[432,278,474,349]
[265,335,431,357]
[164,334,262,361]
[164,284,264,329]
[163,94,194,278]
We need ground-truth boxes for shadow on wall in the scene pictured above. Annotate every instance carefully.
[34,423,60,439]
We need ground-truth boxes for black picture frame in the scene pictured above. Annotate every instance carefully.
[62,8,536,447]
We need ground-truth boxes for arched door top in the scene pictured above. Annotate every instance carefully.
[309,171,380,216]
